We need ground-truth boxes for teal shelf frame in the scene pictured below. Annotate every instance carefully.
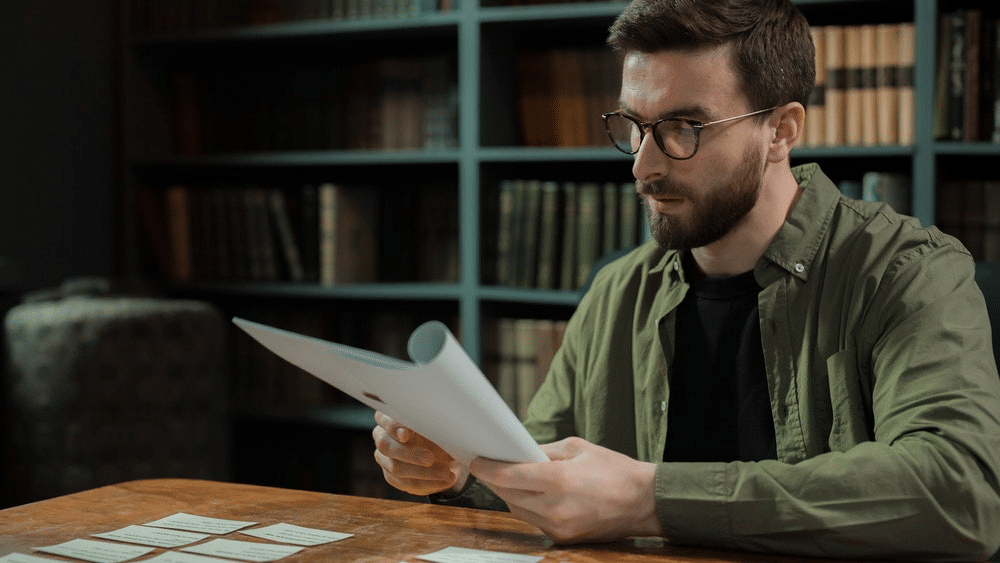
[122,0,1000,368]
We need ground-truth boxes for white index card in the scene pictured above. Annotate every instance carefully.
[181,538,303,562]
[0,554,64,563]
[92,524,208,548]
[33,538,154,563]
[239,523,353,546]
[142,552,234,563]
[144,512,257,535]
[416,546,544,563]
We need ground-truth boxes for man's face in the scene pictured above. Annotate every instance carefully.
[619,47,769,250]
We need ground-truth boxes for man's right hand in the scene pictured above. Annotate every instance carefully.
[372,411,470,497]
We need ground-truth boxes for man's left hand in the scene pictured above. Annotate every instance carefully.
[469,437,662,544]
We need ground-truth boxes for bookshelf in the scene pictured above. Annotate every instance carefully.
[118,0,1000,495]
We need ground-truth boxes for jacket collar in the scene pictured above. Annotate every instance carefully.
[756,163,840,285]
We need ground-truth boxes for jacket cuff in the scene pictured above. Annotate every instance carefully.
[428,476,510,512]
[655,462,735,548]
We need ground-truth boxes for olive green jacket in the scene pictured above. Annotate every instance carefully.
[446,164,1000,560]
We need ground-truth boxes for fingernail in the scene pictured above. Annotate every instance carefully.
[396,428,408,441]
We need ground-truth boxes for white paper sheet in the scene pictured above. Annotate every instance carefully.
[92,525,208,548]
[232,317,547,465]
[181,539,303,562]
[33,539,154,563]
[416,546,544,563]
[239,523,352,546]
[144,513,256,535]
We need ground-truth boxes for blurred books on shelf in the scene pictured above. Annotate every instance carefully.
[516,47,621,148]
[482,317,568,420]
[168,55,457,154]
[836,171,911,216]
[802,22,915,148]
[491,179,643,291]
[137,182,458,284]
[936,180,1000,262]
[934,9,1000,143]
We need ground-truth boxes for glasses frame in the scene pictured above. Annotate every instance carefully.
[601,106,779,160]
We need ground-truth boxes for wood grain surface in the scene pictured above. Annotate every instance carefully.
[0,479,859,562]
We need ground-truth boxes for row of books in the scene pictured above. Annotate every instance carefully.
[937,180,1000,262]
[171,55,458,154]
[130,0,453,35]
[516,47,621,148]
[934,9,1000,143]
[139,182,459,285]
[802,23,916,148]
[482,318,568,420]
[490,179,645,291]
[837,171,912,216]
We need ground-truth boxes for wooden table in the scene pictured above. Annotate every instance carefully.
[0,479,850,562]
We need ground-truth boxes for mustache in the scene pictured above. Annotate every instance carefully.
[636,178,693,200]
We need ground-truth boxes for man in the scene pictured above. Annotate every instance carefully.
[373,0,1000,559]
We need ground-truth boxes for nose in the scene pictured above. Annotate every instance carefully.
[631,130,669,183]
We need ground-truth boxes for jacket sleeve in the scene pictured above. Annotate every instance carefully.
[654,243,1000,561]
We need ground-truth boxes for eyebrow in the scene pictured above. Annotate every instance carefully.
[616,101,714,123]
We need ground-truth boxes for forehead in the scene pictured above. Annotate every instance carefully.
[619,45,745,120]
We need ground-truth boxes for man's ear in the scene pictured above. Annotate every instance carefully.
[767,102,805,163]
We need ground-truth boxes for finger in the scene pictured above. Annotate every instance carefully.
[373,448,457,482]
[372,425,435,467]
[373,411,412,442]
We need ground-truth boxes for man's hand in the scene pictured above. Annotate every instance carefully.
[470,437,661,544]
[372,411,470,497]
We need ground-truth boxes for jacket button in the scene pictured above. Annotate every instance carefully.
[794,262,805,273]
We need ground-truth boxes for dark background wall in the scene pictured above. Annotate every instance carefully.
[0,0,116,294]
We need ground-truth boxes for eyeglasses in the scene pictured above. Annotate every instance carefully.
[601,107,778,160]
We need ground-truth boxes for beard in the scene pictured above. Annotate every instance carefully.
[639,144,765,250]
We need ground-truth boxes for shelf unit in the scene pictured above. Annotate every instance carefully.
[118,0,1000,493]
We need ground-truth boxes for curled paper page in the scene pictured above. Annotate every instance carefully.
[232,317,548,465]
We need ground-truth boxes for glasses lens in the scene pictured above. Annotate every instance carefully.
[657,121,698,159]
[605,114,640,154]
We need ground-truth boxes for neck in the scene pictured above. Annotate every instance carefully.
[690,165,801,277]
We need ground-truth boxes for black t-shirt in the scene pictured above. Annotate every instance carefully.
[662,256,777,463]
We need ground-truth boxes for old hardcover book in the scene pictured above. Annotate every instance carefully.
[806,26,827,147]
[824,25,847,146]
[844,25,865,146]
[875,24,899,146]
[897,22,916,145]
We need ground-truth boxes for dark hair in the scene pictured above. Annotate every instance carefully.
[607,0,815,112]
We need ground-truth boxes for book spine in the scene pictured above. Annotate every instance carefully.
[575,182,601,289]
[601,181,619,258]
[875,23,899,146]
[860,25,879,147]
[823,25,846,147]
[559,182,578,291]
[805,26,827,148]
[844,25,864,146]
[897,22,916,145]
[319,183,337,286]
[963,10,983,142]
[536,181,561,290]
[269,188,305,282]
[948,10,967,141]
